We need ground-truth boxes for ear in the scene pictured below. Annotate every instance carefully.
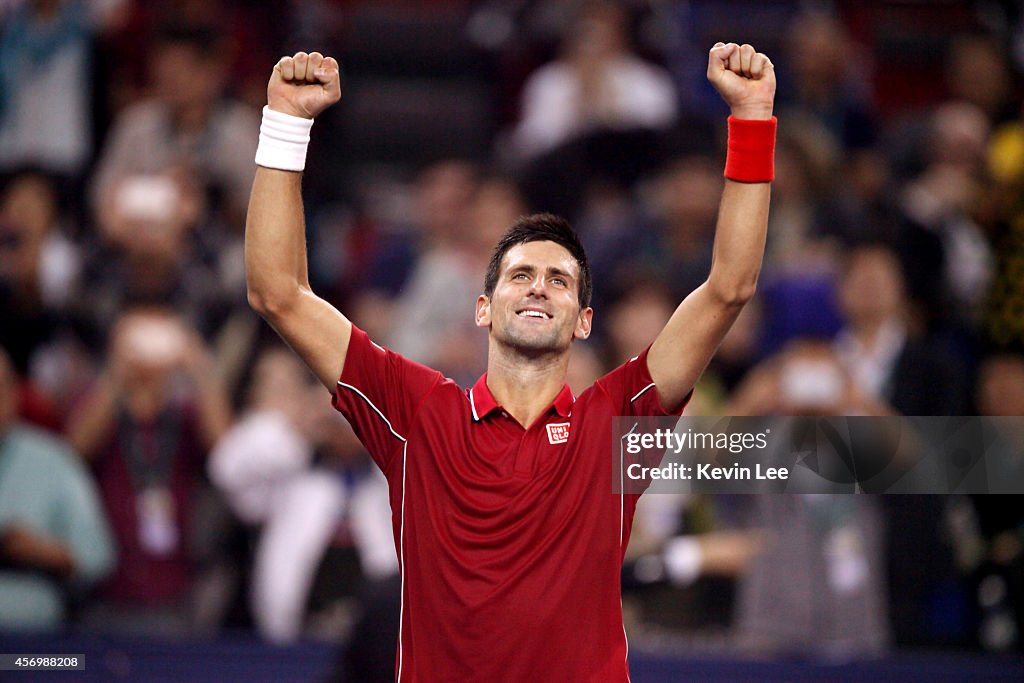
[475,294,491,328]
[574,307,593,340]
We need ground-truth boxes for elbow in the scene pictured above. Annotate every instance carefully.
[77,548,115,587]
[708,278,757,307]
[729,282,758,306]
[246,287,270,316]
[247,285,298,321]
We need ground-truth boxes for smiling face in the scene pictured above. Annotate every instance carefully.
[476,240,592,357]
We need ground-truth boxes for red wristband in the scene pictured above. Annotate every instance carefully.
[724,116,777,183]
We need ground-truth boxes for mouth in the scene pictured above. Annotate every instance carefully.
[516,307,553,320]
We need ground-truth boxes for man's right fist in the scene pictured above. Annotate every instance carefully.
[267,51,342,119]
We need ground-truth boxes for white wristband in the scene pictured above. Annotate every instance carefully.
[255,106,314,172]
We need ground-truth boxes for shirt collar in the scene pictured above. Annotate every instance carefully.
[469,374,575,422]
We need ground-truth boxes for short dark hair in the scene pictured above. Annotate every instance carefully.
[483,213,592,309]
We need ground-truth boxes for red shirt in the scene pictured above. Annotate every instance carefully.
[93,405,204,605]
[332,327,681,682]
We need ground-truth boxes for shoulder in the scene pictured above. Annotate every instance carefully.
[336,326,447,402]
[612,57,675,89]
[213,100,261,136]
[524,62,575,92]
[5,425,81,474]
[111,100,166,131]
[582,348,684,417]
[421,375,471,412]
[577,352,649,402]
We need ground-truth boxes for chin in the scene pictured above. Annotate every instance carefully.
[497,328,570,356]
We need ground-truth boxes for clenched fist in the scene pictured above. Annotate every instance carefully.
[267,51,342,119]
[707,43,775,121]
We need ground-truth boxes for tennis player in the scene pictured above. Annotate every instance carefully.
[246,41,775,682]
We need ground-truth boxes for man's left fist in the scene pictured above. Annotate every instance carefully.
[707,43,776,121]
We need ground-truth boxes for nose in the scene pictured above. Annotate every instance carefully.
[527,274,548,297]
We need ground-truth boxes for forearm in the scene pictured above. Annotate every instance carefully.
[245,167,311,317]
[1,525,74,578]
[706,180,770,304]
[65,374,118,461]
[192,369,233,451]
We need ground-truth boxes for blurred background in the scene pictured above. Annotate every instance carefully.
[1,0,1024,680]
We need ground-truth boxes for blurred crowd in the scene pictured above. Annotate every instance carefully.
[1,0,1023,673]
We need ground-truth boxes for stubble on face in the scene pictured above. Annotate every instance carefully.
[486,242,585,358]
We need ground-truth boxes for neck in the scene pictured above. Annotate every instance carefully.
[485,345,569,428]
[173,101,213,134]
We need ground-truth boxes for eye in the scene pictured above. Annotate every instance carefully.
[550,277,567,287]
[512,272,529,281]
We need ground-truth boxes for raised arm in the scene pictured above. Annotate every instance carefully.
[647,43,776,410]
[246,52,352,390]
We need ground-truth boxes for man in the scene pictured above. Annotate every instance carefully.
[66,308,232,637]
[91,23,259,228]
[833,242,969,416]
[509,1,678,160]
[0,348,115,633]
[246,42,775,681]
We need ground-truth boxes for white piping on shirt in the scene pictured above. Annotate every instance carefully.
[337,381,409,680]
[619,422,640,548]
[630,382,656,403]
[619,422,639,682]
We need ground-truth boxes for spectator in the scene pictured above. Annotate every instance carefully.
[777,9,890,259]
[0,0,126,180]
[723,340,892,657]
[98,0,279,111]
[90,22,258,230]
[0,170,82,374]
[388,170,523,384]
[764,134,835,268]
[0,170,93,424]
[604,279,675,363]
[77,170,233,348]
[573,173,657,317]
[209,348,395,644]
[509,0,676,160]
[834,244,969,416]
[977,353,1024,417]
[623,493,766,636]
[734,494,890,659]
[65,307,231,637]
[753,126,845,355]
[729,338,890,418]
[645,154,724,302]
[779,10,877,153]
[0,347,114,633]
[898,101,994,326]
[945,35,1016,125]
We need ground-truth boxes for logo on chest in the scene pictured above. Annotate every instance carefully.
[546,422,571,445]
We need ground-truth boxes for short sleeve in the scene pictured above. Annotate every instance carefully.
[332,326,442,473]
[594,346,690,417]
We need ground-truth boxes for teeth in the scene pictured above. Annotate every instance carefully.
[518,310,548,319]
